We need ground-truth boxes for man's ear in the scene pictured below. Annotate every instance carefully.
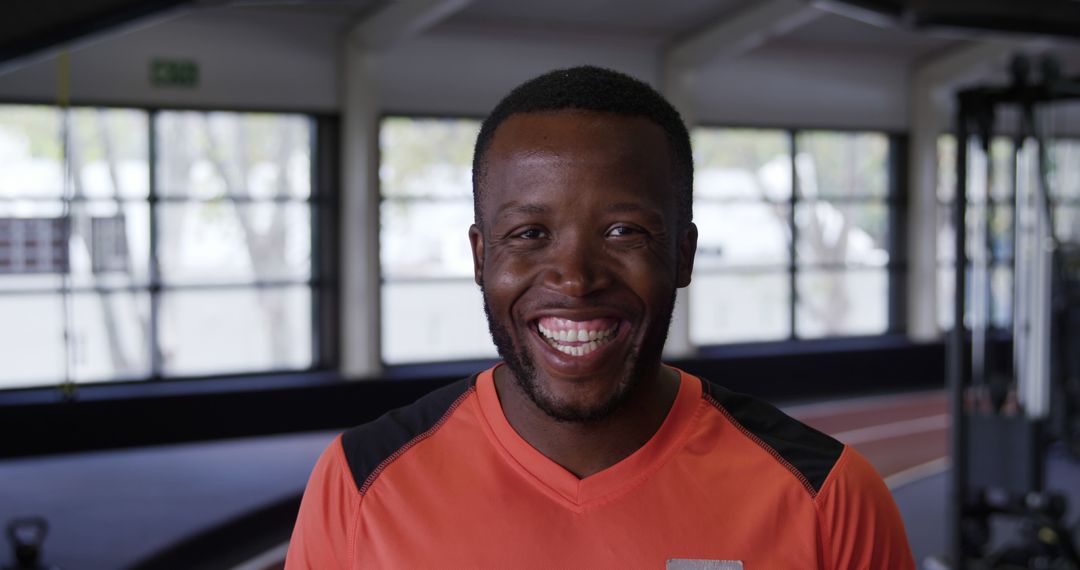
[676,222,698,288]
[469,224,484,286]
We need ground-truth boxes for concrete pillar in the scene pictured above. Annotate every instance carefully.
[339,46,382,378]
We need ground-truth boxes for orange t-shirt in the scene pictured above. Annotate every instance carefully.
[286,366,914,569]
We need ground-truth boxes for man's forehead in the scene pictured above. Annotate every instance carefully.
[493,199,667,226]
[487,110,668,155]
[482,110,673,185]
[478,111,676,221]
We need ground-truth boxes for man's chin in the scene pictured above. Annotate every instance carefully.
[481,290,657,424]
[492,332,667,425]
[515,371,636,424]
[507,340,642,424]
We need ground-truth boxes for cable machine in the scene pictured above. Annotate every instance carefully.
[948,53,1080,569]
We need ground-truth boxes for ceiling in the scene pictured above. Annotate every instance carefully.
[774,12,956,59]
[0,0,191,65]
[4,0,1080,72]
[442,0,750,40]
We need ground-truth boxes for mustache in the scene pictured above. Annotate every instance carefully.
[526,298,624,310]
[519,297,631,317]
[479,282,629,316]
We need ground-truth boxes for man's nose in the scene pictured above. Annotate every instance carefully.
[540,235,611,297]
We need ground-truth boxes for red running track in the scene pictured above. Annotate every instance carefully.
[786,390,949,488]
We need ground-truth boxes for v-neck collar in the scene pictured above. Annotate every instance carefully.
[475,365,703,510]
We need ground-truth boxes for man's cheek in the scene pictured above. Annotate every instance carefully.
[488,257,533,290]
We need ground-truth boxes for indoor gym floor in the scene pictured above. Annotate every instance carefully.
[4,389,1079,569]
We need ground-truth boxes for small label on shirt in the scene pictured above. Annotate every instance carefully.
[666,559,743,570]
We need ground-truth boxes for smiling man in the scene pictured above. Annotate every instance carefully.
[286,66,915,569]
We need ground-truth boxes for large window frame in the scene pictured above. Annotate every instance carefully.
[376,116,908,367]
[936,133,1080,333]
[0,101,339,391]
[690,125,907,349]
[376,114,492,366]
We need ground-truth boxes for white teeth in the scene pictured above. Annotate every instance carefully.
[555,344,574,356]
[544,337,606,357]
[537,321,619,357]
[538,325,615,341]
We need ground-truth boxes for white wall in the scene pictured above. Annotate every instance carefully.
[376,26,661,117]
[0,6,916,130]
[694,44,910,131]
[0,7,341,111]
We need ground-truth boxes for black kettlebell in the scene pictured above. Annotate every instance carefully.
[4,518,58,570]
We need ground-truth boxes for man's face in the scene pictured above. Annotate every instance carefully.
[470,110,696,423]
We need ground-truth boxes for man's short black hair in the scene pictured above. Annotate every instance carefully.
[472,65,693,230]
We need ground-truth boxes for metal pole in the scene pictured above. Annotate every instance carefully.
[949,98,971,570]
[971,133,990,392]
[1026,103,1053,422]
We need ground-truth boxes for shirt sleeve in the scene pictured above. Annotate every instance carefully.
[285,435,360,570]
[815,445,916,570]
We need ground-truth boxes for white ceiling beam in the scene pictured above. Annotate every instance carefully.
[665,0,822,72]
[914,39,1035,90]
[347,0,472,52]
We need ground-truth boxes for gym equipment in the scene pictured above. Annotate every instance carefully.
[945,53,1080,569]
[4,517,58,570]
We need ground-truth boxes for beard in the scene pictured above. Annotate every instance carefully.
[480,283,676,424]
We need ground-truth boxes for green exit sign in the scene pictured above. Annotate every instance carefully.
[151,59,199,88]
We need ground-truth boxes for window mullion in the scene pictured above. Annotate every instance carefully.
[788,129,799,341]
[148,110,163,379]
[887,133,908,335]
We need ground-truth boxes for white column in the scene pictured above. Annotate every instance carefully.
[338,0,473,378]
[662,68,697,359]
[907,77,945,341]
[340,46,382,378]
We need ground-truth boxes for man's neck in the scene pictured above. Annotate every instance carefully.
[492,365,681,479]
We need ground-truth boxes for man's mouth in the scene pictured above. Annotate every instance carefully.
[535,316,621,357]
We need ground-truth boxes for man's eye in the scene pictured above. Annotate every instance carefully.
[516,228,547,239]
[607,225,640,237]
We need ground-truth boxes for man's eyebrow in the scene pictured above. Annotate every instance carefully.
[495,202,549,217]
[605,202,665,223]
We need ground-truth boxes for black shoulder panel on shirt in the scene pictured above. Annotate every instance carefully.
[699,377,844,496]
[341,375,476,494]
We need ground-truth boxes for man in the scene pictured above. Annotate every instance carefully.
[286,66,914,569]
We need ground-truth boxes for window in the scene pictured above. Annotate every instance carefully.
[0,105,321,390]
[378,117,494,364]
[155,111,315,376]
[935,135,1014,332]
[1049,138,1080,246]
[378,119,899,364]
[937,134,1080,331]
[690,128,894,346]
[689,128,792,344]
